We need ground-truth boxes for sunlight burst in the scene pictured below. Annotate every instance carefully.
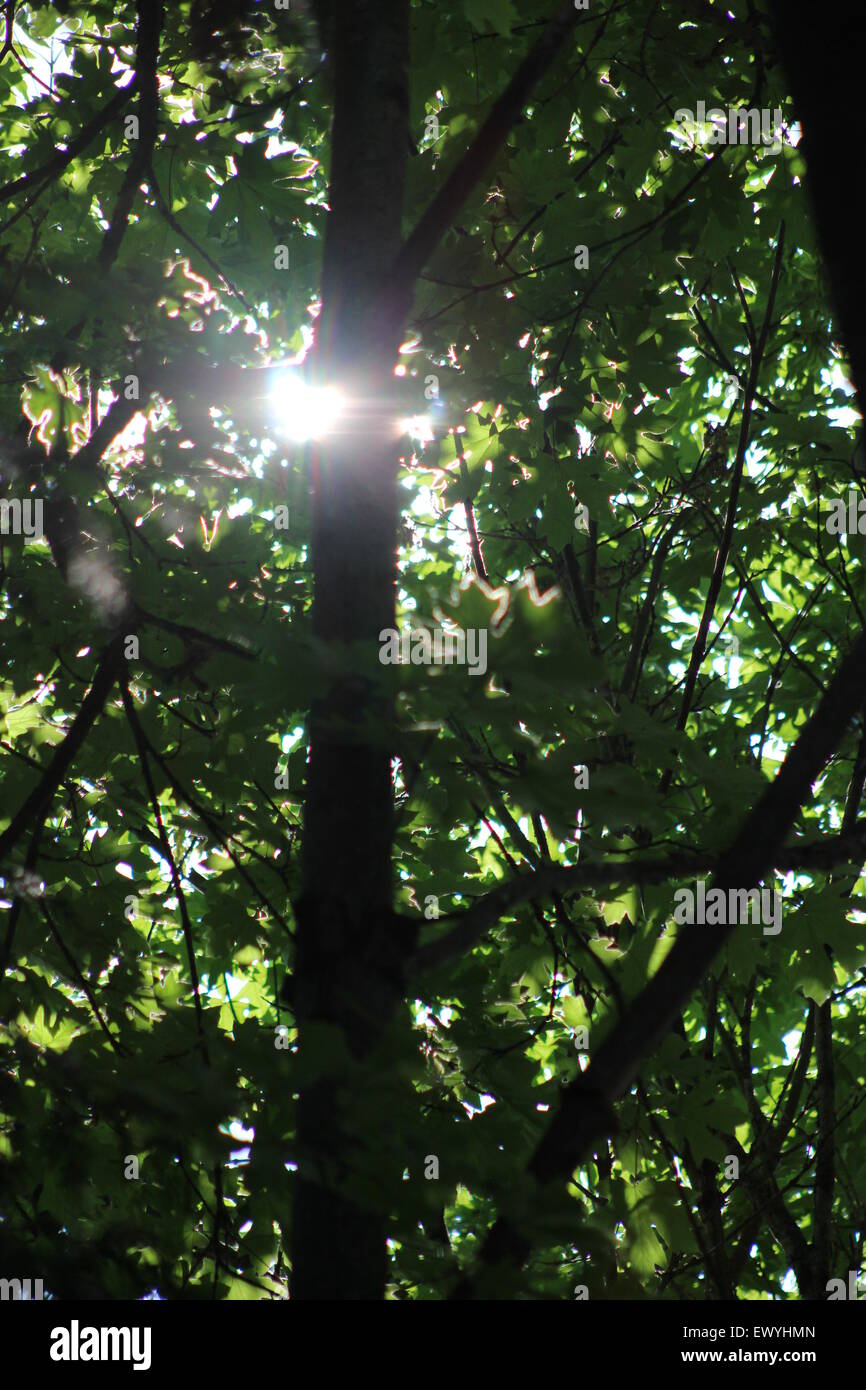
[270,372,344,441]
[400,414,435,444]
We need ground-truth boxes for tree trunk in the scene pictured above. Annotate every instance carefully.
[289,0,410,1300]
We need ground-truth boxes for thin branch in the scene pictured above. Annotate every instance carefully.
[728,260,756,348]
[558,539,601,655]
[40,902,125,1055]
[98,1,163,274]
[72,381,144,476]
[809,718,866,1284]
[390,0,587,306]
[726,1130,814,1293]
[457,437,488,582]
[812,1000,835,1289]
[730,1005,814,1280]
[0,87,131,207]
[670,224,786,749]
[0,636,125,871]
[121,682,206,1043]
[0,206,46,324]
[136,608,257,662]
[619,517,684,700]
[410,824,866,976]
[0,0,14,62]
[450,610,866,1291]
[0,823,43,976]
[147,161,254,312]
[121,696,293,940]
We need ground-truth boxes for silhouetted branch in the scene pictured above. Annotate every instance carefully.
[410,824,866,977]
[0,636,125,871]
[98,1,163,273]
[390,0,587,309]
[452,616,866,1292]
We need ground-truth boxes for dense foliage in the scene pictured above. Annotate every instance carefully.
[1,0,864,1300]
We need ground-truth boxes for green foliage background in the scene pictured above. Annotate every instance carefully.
[0,0,864,1299]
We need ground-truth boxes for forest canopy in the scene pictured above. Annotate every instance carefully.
[1,0,865,1302]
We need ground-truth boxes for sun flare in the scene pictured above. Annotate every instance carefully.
[270,372,344,441]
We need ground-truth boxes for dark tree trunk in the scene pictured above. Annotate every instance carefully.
[289,0,410,1300]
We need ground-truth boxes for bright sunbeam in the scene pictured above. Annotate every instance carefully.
[270,371,344,441]
[400,414,435,444]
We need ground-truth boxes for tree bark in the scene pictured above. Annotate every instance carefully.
[767,0,866,402]
[289,0,410,1301]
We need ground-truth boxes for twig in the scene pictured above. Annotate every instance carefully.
[98,1,163,274]
[121,682,206,1044]
[390,0,589,309]
[0,88,131,206]
[0,636,125,870]
[410,823,866,976]
[147,162,254,312]
[0,0,14,62]
[450,610,866,1291]
[40,902,126,1055]
[670,224,786,751]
